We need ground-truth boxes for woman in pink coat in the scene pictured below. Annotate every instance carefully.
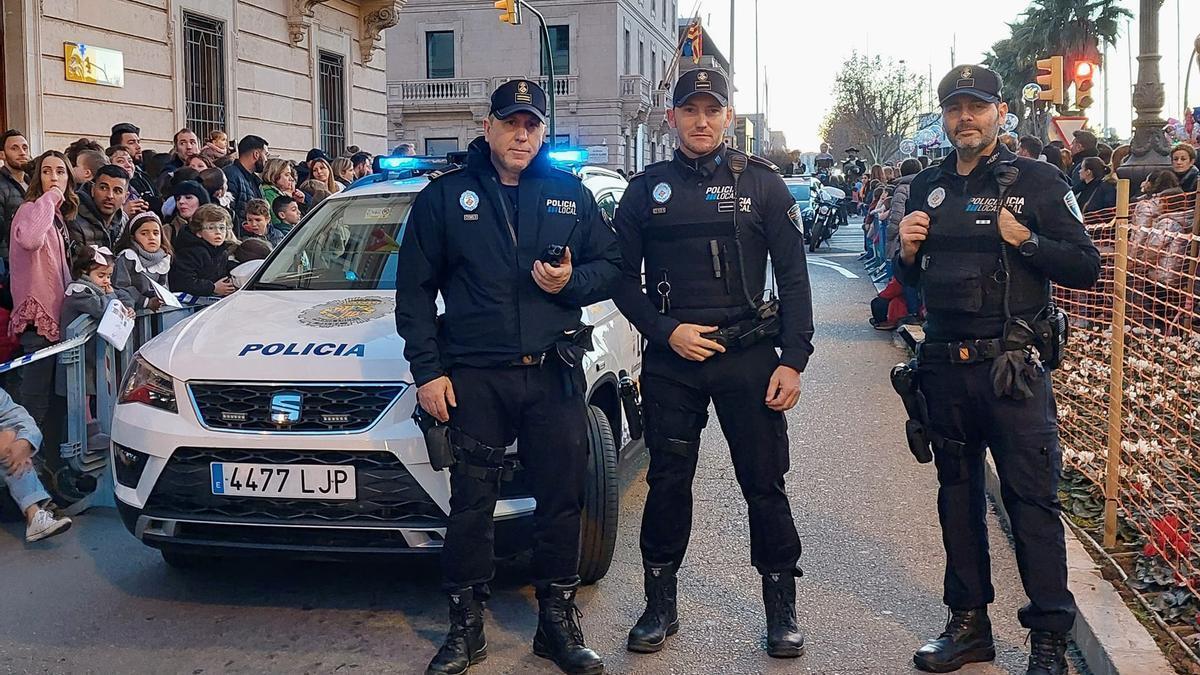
[9,150,76,435]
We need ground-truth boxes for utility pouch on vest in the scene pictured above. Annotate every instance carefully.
[413,406,455,471]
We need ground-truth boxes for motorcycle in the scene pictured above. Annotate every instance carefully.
[807,186,846,253]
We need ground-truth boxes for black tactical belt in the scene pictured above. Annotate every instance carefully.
[918,338,1007,364]
[507,352,547,367]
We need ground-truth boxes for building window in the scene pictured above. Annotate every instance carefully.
[624,30,631,75]
[318,51,346,157]
[651,47,657,87]
[426,31,454,79]
[425,137,459,157]
[639,40,645,76]
[540,25,569,76]
[182,12,226,142]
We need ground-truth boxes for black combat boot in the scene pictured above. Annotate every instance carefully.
[1026,630,1069,675]
[762,568,805,658]
[533,580,605,674]
[426,588,487,675]
[913,607,995,673]
[627,561,679,653]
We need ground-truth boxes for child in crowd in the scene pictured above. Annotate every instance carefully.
[113,212,173,311]
[170,204,237,298]
[241,198,284,247]
[272,195,301,233]
[58,245,133,395]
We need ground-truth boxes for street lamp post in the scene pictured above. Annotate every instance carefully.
[1118,0,1173,190]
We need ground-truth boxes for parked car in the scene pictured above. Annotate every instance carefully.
[111,155,645,584]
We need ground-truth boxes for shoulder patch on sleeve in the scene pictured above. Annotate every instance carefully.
[1063,190,1084,223]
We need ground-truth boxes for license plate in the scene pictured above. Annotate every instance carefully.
[210,462,356,500]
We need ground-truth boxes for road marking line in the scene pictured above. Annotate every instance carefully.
[807,258,859,279]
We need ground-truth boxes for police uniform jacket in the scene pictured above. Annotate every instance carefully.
[395,136,622,387]
[612,144,815,372]
[895,144,1100,342]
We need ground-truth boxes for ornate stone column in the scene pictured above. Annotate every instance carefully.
[1118,0,1173,189]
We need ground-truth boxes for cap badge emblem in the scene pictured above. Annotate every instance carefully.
[517,81,529,94]
[697,71,709,82]
[961,67,973,79]
[959,346,971,361]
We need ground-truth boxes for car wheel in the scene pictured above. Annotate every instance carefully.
[578,405,619,586]
[160,548,213,570]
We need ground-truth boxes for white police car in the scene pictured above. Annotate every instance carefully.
[111,152,643,583]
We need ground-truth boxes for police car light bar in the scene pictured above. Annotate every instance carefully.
[548,148,589,166]
[374,155,444,175]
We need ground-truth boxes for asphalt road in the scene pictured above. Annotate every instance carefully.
[0,222,1076,674]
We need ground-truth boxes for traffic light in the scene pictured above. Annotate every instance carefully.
[1073,60,1096,110]
[1036,55,1064,105]
[494,0,521,25]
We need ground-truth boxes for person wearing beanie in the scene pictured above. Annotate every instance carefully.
[167,180,210,244]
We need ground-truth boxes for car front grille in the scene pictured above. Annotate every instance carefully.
[144,447,446,527]
[189,383,404,432]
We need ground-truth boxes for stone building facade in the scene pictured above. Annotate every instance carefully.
[0,0,400,159]
[386,0,680,174]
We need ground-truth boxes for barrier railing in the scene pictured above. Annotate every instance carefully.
[1054,181,1200,621]
[0,300,213,515]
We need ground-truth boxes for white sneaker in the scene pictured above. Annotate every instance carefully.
[26,508,72,543]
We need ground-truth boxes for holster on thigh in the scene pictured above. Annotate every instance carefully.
[645,401,706,458]
[448,428,515,483]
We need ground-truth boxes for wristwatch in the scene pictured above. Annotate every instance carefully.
[1018,232,1040,257]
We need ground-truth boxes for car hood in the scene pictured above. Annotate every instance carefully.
[139,291,411,383]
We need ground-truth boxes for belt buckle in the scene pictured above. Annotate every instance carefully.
[519,354,542,366]
[952,341,976,363]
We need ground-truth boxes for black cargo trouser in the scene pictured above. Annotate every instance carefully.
[441,357,588,589]
[639,341,801,574]
[920,359,1077,633]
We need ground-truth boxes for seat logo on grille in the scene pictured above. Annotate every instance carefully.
[269,392,304,427]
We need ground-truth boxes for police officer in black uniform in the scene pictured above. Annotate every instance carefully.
[395,79,621,675]
[895,65,1100,675]
[612,68,814,658]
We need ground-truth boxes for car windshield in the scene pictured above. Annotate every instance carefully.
[787,183,811,202]
[254,193,414,291]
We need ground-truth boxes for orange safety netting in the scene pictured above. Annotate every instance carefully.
[1054,188,1200,591]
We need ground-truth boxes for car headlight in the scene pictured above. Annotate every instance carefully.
[119,355,178,412]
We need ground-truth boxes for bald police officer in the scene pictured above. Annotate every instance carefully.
[612,68,814,658]
[395,79,620,675]
[896,65,1100,675]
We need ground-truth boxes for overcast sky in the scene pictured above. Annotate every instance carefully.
[691,0,1200,150]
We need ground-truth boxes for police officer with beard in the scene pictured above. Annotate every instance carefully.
[895,65,1100,675]
[395,79,620,675]
[612,68,814,659]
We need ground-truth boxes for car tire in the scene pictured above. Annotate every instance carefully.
[578,405,619,586]
[160,548,213,570]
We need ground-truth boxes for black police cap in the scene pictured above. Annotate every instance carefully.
[490,79,548,123]
[672,68,730,107]
[938,64,1002,107]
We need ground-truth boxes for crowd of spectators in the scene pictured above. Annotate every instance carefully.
[0,124,377,534]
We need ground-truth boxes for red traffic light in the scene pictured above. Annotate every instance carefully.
[1075,61,1095,79]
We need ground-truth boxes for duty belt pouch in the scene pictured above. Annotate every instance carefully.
[1035,304,1069,371]
[554,324,594,396]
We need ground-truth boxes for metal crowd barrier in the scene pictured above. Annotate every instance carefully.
[0,300,214,516]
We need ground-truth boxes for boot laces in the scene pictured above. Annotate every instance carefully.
[766,584,793,626]
[560,604,586,646]
[1027,631,1067,668]
[939,609,977,639]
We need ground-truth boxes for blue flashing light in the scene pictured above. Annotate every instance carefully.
[548,148,589,166]
[373,154,444,176]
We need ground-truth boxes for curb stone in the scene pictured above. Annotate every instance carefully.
[983,456,1176,675]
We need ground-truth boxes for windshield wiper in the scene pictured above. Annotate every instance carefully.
[250,281,298,290]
